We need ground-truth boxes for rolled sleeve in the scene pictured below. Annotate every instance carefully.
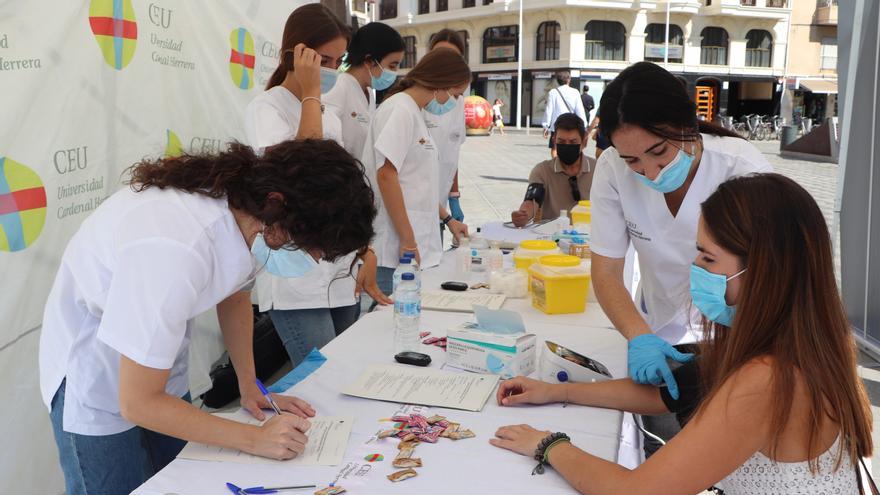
[589,154,630,259]
[97,239,209,370]
[374,107,413,172]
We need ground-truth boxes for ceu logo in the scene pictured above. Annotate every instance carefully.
[229,28,255,90]
[0,157,47,252]
[165,129,183,157]
[88,0,138,70]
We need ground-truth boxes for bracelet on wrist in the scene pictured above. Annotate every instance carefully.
[442,214,454,225]
[532,432,571,475]
[301,96,324,114]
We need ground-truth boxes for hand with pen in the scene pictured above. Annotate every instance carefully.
[241,378,316,460]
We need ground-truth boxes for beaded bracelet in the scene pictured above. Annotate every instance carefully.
[532,432,571,475]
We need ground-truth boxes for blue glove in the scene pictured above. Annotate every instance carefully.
[448,196,465,222]
[627,333,694,400]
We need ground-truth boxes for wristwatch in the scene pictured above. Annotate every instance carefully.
[442,214,454,225]
[448,192,461,199]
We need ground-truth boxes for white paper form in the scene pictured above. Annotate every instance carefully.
[177,411,353,466]
[341,364,499,411]
[420,290,506,312]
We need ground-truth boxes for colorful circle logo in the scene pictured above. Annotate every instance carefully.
[229,28,255,90]
[0,157,47,252]
[88,0,138,70]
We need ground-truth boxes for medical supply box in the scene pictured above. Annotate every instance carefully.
[446,323,537,379]
[528,255,591,314]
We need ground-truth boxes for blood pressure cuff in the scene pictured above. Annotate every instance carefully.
[523,183,546,205]
[658,347,703,428]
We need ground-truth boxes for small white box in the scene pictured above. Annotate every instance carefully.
[446,323,537,379]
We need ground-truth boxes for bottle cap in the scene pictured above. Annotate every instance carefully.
[399,257,412,264]
[402,273,415,281]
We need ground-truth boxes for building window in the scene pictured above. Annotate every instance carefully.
[379,0,397,20]
[700,27,729,65]
[483,0,492,4]
[644,24,683,63]
[483,25,519,63]
[437,0,448,11]
[458,30,470,63]
[766,0,787,6]
[402,36,417,68]
[353,0,367,12]
[536,21,560,61]
[820,37,837,70]
[419,0,429,14]
[745,30,772,67]
[463,0,475,7]
[740,0,756,6]
[584,21,625,61]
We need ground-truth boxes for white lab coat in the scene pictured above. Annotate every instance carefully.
[324,72,376,160]
[590,134,772,344]
[39,188,254,435]
[362,92,442,269]
[424,91,467,205]
[244,86,358,310]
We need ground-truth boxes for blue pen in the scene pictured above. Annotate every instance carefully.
[255,378,283,416]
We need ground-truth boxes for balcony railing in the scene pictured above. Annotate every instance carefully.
[739,0,787,6]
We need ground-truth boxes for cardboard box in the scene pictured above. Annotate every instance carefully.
[446,323,537,379]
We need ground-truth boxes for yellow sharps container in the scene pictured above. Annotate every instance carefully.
[528,254,591,314]
[513,239,560,269]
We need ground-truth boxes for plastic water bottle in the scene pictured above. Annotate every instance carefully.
[456,236,471,278]
[402,251,420,288]
[392,257,413,294]
[470,228,489,272]
[394,273,421,354]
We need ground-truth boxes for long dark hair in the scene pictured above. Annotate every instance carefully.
[127,140,376,261]
[386,48,470,97]
[696,173,873,472]
[598,62,740,145]
[345,22,404,67]
[429,29,465,54]
[266,4,351,90]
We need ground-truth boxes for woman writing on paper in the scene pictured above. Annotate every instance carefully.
[40,139,377,494]
[360,48,471,295]
[492,173,873,493]
[324,22,404,160]
[245,4,390,368]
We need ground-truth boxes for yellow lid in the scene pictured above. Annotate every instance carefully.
[519,240,558,251]
[578,200,591,208]
[538,254,581,267]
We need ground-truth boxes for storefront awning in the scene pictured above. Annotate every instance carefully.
[799,79,838,94]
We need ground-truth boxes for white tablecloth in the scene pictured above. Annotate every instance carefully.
[135,252,628,495]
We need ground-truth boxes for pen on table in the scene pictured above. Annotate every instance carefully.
[245,485,318,494]
[255,378,283,416]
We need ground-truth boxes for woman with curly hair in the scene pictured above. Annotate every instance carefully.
[39,139,376,495]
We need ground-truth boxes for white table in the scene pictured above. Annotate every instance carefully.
[135,253,627,495]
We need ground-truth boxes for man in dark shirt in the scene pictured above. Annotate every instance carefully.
[581,86,595,122]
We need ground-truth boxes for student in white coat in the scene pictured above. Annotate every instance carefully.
[244,4,390,368]
[40,140,377,494]
[588,62,772,456]
[324,22,404,160]
[424,29,469,233]
[361,48,472,295]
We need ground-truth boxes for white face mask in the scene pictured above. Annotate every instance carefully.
[250,233,319,278]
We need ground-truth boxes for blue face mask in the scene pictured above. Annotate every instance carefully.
[370,61,397,91]
[689,264,746,327]
[251,233,319,278]
[425,91,457,115]
[634,142,695,193]
[320,67,339,94]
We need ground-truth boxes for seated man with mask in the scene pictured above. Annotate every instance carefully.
[511,113,596,227]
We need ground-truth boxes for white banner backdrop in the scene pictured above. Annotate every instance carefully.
[0,1,311,491]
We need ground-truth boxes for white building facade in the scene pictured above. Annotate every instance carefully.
[373,0,792,126]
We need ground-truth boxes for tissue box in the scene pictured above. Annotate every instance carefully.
[446,323,537,378]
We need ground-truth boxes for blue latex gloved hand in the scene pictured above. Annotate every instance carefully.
[627,333,695,400]
[448,196,465,222]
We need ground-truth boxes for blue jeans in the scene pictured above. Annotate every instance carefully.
[49,379,189,495]
[376,267,395,297]
[269,303,360,366]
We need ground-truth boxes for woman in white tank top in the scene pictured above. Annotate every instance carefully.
[488,173,874,494]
